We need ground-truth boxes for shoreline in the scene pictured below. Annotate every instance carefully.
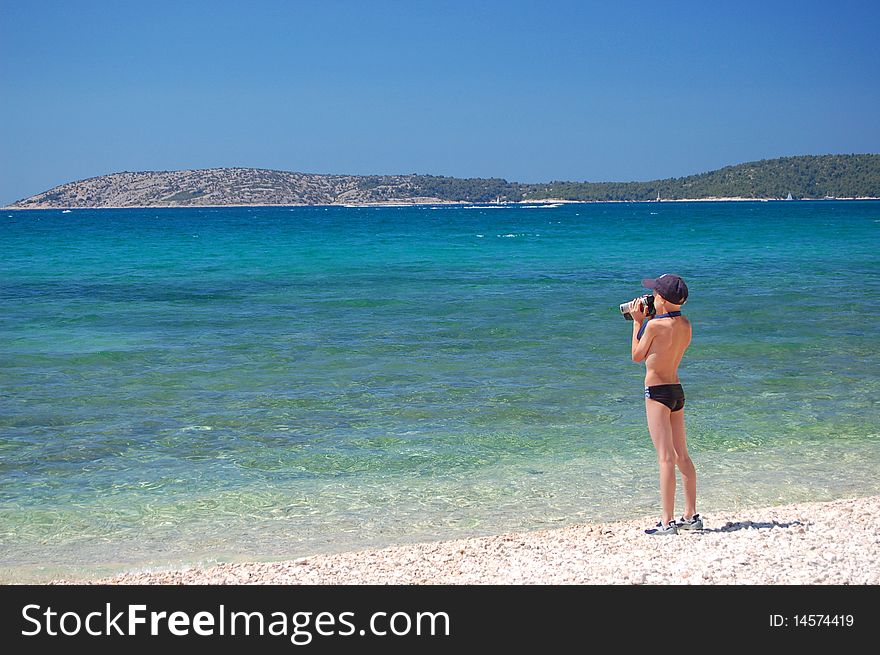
[5,197,880,211]
[53,494,880,585]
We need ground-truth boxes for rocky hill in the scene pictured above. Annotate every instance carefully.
[7,168,445,209]
[7,154,880,209]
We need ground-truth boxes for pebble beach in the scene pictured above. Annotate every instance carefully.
[65,495,879,585]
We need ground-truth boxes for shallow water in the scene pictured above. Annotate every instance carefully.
[2,201,878,581]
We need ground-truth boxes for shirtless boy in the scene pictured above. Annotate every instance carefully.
[629,274,702,535]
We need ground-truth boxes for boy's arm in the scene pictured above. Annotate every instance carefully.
[631,320,654,362]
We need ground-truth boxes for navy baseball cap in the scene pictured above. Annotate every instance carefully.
[642,274,688,305]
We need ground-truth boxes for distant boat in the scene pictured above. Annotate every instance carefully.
[786,192,793,201]
[656,192,661,202]
[61,209,72,213]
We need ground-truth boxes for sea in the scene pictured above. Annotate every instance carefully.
[2,201,878,582]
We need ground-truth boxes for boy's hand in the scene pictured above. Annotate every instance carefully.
[630,298,646,322]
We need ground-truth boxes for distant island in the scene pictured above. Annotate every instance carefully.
[6,154,880,209]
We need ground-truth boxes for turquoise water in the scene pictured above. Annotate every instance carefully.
[2,201,879,582]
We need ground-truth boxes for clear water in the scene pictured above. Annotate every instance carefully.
[1,201,878,582]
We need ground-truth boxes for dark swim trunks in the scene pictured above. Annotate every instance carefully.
[644,384,685,412]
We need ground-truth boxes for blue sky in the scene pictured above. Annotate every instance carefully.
[1,0,878,204]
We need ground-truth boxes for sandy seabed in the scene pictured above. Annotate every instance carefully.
[59,495,879,585]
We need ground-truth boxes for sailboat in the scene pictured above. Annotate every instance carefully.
[786,192,793,201]
[656,191,661,202]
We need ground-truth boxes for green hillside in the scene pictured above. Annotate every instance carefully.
[516,154,880,201]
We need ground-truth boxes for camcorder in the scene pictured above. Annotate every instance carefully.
[619,294,655,321]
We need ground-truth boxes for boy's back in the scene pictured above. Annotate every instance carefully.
[642,316,692,386]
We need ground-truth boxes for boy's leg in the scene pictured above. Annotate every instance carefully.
[645,399,675,525]
[671,409,696,519]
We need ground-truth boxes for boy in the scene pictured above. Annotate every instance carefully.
[629,274,702,535]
